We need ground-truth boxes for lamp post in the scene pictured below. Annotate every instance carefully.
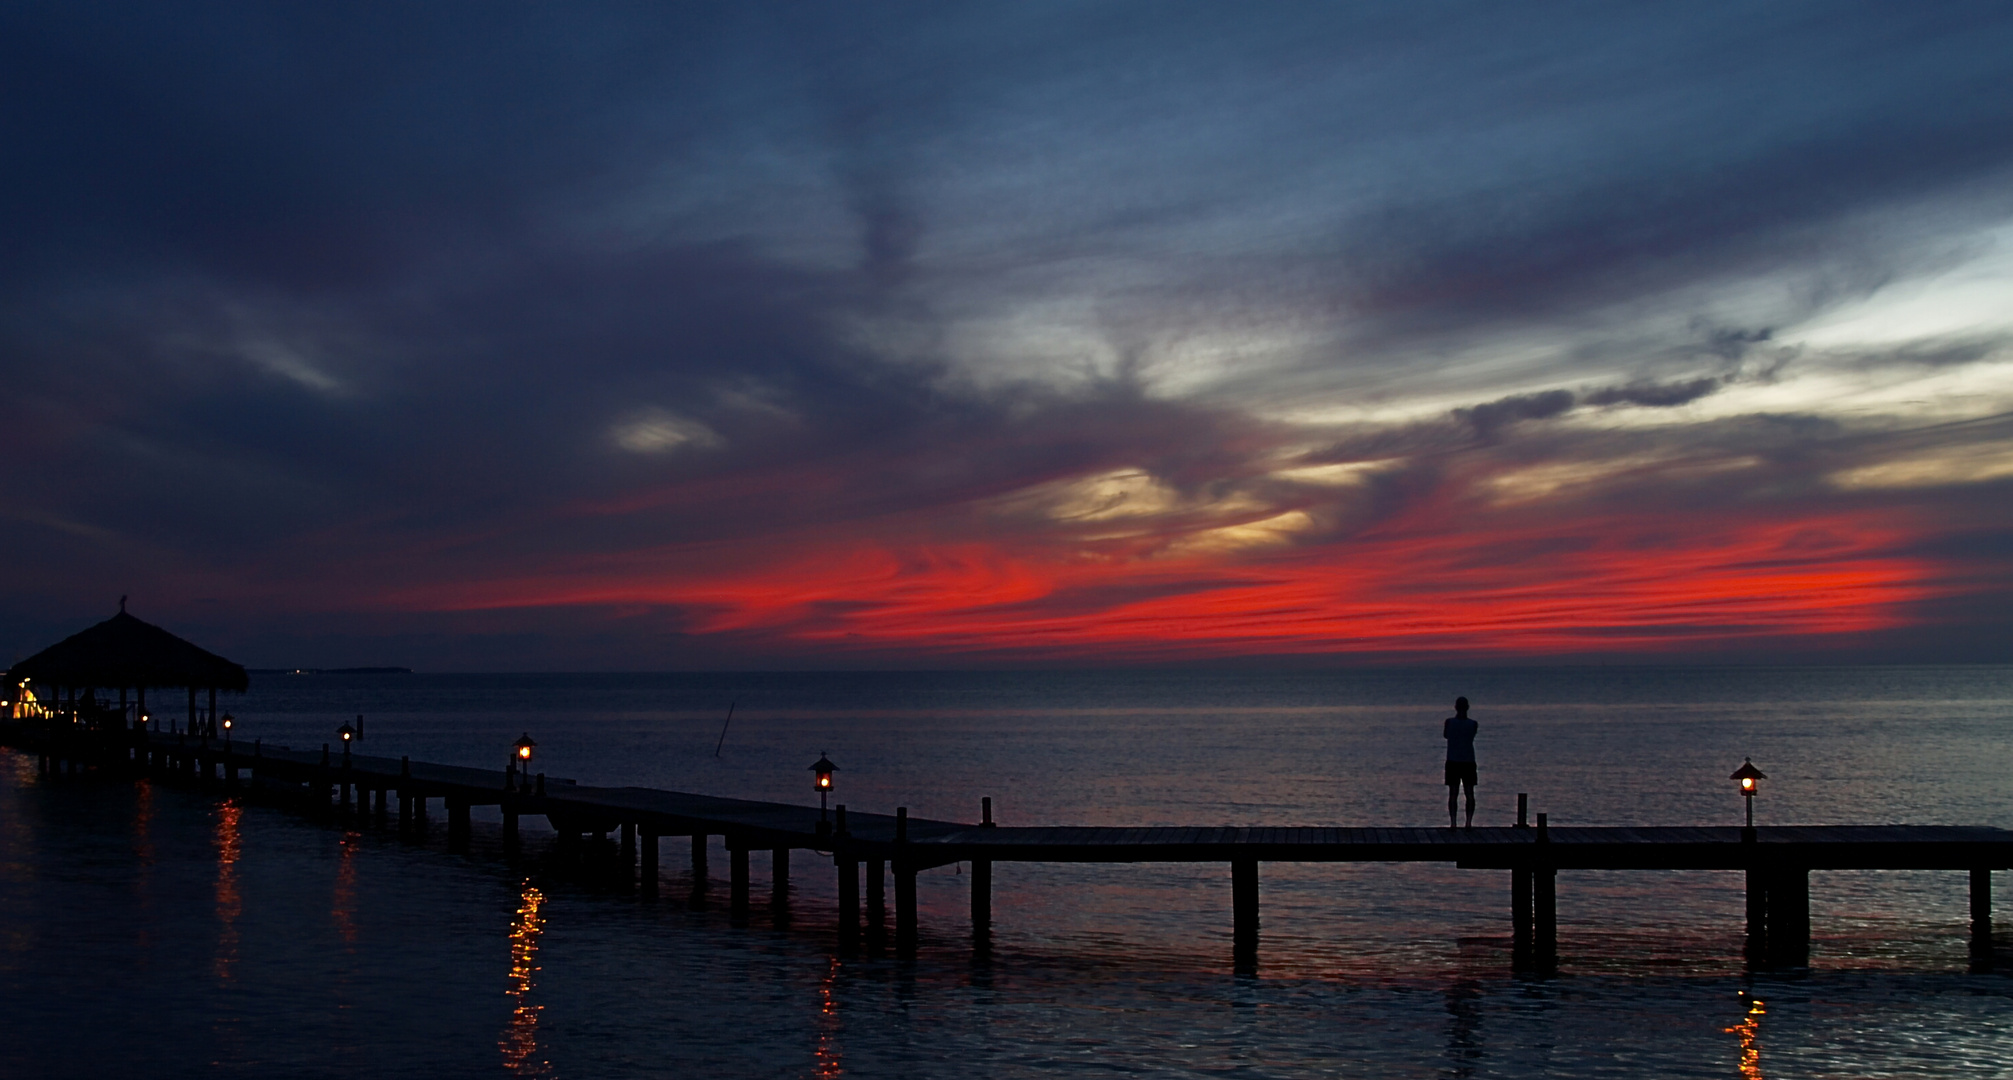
[220,713,234,750]
[337,721,356,763]
[1731,758,1766,837]
[810,753,837,836]
[511,733,537,791]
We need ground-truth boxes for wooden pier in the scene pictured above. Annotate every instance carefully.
[10,722,2009,973]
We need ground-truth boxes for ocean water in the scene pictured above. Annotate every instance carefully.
[2,666,2009,1077]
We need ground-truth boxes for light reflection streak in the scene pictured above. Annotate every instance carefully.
[133,780,154,957]
[214,800,242,982]
[332,832,359,948]
[814,956,843,1078]
[1725,992,1766,1080]
[501,880,551,1076]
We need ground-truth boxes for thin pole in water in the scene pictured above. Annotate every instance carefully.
[714,701,736,757]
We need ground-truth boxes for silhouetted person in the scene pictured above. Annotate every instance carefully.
[1444,696,1477,828]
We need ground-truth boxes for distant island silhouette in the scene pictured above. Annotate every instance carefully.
[246,667,413,676]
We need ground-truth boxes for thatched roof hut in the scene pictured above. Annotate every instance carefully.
[9,610,248,692]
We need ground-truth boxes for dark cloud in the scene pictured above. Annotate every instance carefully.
[1454,390,1577,440]
[1581,377,1723,409]
[3,2,2012,665]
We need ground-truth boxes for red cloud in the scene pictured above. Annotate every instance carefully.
[397,504,1935,660]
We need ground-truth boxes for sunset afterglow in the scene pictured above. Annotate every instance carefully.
[2,5,2009,667]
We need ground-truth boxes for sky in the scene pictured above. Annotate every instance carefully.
[4,2,2013,670]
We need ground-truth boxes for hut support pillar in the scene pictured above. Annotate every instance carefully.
[691,834,709,879]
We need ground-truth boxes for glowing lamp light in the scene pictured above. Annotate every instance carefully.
[514,733,537,763]
[1731,758,1766,829]
[220,714,234,731]
[809,753,838,834]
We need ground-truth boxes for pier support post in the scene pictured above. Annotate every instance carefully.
[1511,867,1533,967]
[686,835,709,910]
[620,822,636,871]
[771,848,789,907]
[1769,868,1809,968]
[639,829,659,897]
[867,859,886,937]
[1973,868,1994,970]
[1532,867,1557,969]
[972,858,992,945]
[1529,813,1556,971]
[730,843,751,916]
[894,862,918,954]
[1746,867,1769,964]
[837,857,860,943]
[1232,859,1259,972]
[448,800,471,851]
[503,807,519,850]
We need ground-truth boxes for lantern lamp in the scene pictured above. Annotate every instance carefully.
[514,733,537,763]
[809,753,838,831]
[1730,758,1766,829]
[337,721,356,743]
[220,712,234,750]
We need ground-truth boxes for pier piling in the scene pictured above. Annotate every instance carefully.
[639,829,659,897]
[1533,813,1557,970]
[1232,858,1259,972]
[867,858,886,936]
[1973,868,1994,969]
[895,864,918,953]
[730,844,751,916]
[837,857,860,941]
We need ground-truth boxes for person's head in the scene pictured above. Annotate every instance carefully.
[1454,696,1469,715]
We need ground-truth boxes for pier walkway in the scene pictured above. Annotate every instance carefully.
[11,723,2009,973]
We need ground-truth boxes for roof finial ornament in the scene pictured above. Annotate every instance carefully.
[119,594,127,613]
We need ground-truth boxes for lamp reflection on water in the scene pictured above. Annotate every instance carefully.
[214,800,242,982]
[814,955,844,1078]
[501,880,551,1076]
[1726,991,1766,1080]
[333,833,360,948]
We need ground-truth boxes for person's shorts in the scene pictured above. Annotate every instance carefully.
[1445,761,1477,787]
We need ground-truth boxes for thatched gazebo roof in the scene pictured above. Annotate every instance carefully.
[8,609,248,692]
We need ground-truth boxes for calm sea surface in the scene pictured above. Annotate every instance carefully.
[2,666,2009,1077]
